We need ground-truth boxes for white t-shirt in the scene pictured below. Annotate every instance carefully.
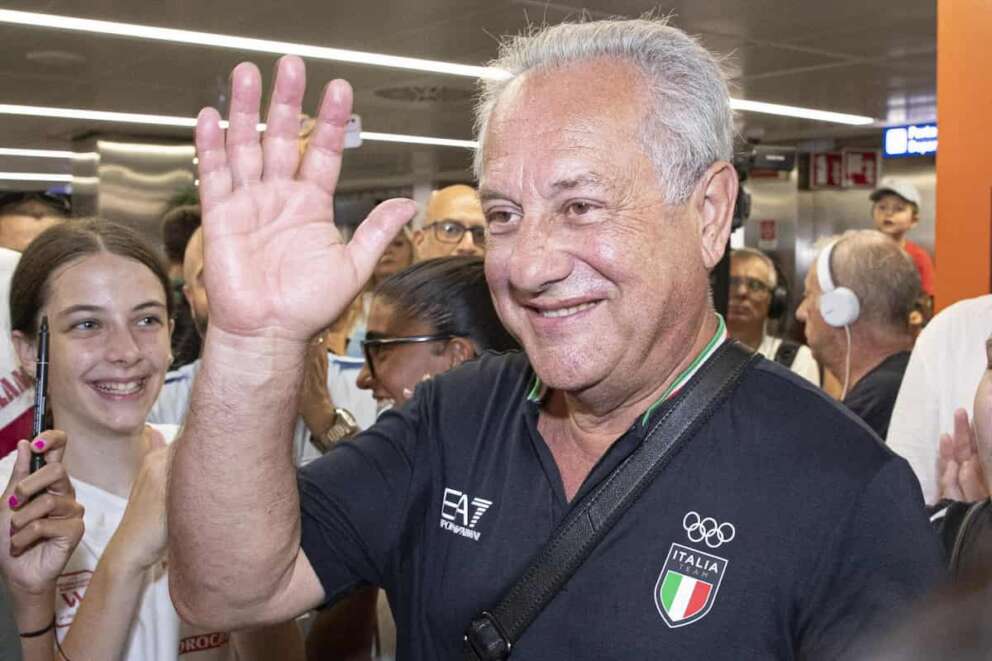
[756,335,821,386]
[0,424,234,660]
[148,355,376,467]
[886,295,992,503]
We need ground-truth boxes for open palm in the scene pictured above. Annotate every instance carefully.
[196,57,415,342]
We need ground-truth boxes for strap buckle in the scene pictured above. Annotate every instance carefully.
[463,610,512,660]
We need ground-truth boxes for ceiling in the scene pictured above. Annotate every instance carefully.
[0,0,937,190]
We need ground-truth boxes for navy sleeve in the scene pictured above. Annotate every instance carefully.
[796,456,945,659]
[297,398,424,607]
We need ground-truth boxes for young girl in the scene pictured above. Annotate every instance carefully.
[0,219,302,660]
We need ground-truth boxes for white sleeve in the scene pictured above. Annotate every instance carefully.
[886,334,939,503]
[790,345,821,387]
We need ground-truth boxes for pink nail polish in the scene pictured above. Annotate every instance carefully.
[33,439,45,451]
[7,495,17,509]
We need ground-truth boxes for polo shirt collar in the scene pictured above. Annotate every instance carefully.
[525,314,728,428]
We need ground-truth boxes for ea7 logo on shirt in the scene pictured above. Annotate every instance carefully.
[439,487,492,541]
[654,543,728,628]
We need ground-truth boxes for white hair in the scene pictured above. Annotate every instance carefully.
[474,18,735,204]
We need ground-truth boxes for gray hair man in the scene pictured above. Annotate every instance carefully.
[797,230,921,437]
[727,247,820,385]
[167,19,942,660]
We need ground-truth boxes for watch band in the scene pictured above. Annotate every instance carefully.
[311,407,360,452]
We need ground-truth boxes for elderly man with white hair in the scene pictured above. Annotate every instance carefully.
[166,19,941,661]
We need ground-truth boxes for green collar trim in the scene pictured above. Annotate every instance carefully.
[525,314,727,415]
[639,314,727,426]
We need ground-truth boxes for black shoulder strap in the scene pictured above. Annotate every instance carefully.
[773,339,800,368]
[463,341,756,660]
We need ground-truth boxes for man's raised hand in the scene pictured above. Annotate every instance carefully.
[195,56,416,343]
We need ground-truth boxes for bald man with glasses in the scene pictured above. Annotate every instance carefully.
[412,184,486,260]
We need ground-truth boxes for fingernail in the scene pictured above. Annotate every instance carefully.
[33,439,45,451]
[7,496,17,509]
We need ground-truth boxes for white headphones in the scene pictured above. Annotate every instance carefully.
[816,240,860,327]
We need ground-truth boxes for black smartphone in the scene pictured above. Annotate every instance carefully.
[29,316,49,473]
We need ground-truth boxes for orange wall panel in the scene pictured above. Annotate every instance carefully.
[936,0,992,310]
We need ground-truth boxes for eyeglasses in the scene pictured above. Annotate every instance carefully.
[426,220,485,247]
[361,334,457,380]
[729,276,772,295]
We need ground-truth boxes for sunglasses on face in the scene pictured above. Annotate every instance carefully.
[361,334,457,380]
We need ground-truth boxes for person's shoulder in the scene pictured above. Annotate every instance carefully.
[914,294,992,352]
[734,356,893,468]
[426,350,533,410]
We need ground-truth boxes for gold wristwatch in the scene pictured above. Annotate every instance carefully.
[312,407,360,452]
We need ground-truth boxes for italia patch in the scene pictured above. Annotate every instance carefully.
[654,543,727,628]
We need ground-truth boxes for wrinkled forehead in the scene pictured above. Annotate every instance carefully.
[479,58,652,186]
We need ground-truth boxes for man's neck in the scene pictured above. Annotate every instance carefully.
[538,311,720,499]
[840,329,913,393]
[59,420,152,498]
[728,320,764,351]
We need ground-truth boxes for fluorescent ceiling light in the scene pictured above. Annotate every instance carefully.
[360,132,478,149]
[0,104,478,149]
[0,147,97,159]
[0,9,509,81]
[730,99,875,126]
[0,10,878,126]
[0,172,73,182]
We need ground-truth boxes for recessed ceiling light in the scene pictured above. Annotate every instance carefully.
[0,8,509,80]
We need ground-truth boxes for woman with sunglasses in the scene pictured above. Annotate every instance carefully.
[0,219,301,660]
[308,256,516,659]
[356,256,518,410]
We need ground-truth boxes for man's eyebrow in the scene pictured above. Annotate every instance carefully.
[549,173,605,193]
[478,189,509,204]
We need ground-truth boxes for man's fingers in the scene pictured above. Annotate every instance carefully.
[226,61,264,189]
[297,79,353,195]
[345,198,417,282]
[952,408,975,462]
[10,493,82,531]
[196,107,233,214]
[938,457,962,501]
[262,55,306,181]
[959,459,990,502]
[10,518,83,557]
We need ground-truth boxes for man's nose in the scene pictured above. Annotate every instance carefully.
[507,217,571,293]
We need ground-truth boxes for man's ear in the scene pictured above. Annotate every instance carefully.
[443,337,477,370]
[411,229,429,261]
[691,161,737,270]
[11,330,35,373]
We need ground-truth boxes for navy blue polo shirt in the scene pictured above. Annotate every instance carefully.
[298,348,942,660]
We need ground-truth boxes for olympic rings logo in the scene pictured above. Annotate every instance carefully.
[682,511,736,549]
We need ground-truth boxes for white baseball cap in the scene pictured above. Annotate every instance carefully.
[870,176,921,207]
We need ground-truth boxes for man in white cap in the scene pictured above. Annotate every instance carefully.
[870,176,934,299]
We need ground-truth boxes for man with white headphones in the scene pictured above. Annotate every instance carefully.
[797,230,921,438]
